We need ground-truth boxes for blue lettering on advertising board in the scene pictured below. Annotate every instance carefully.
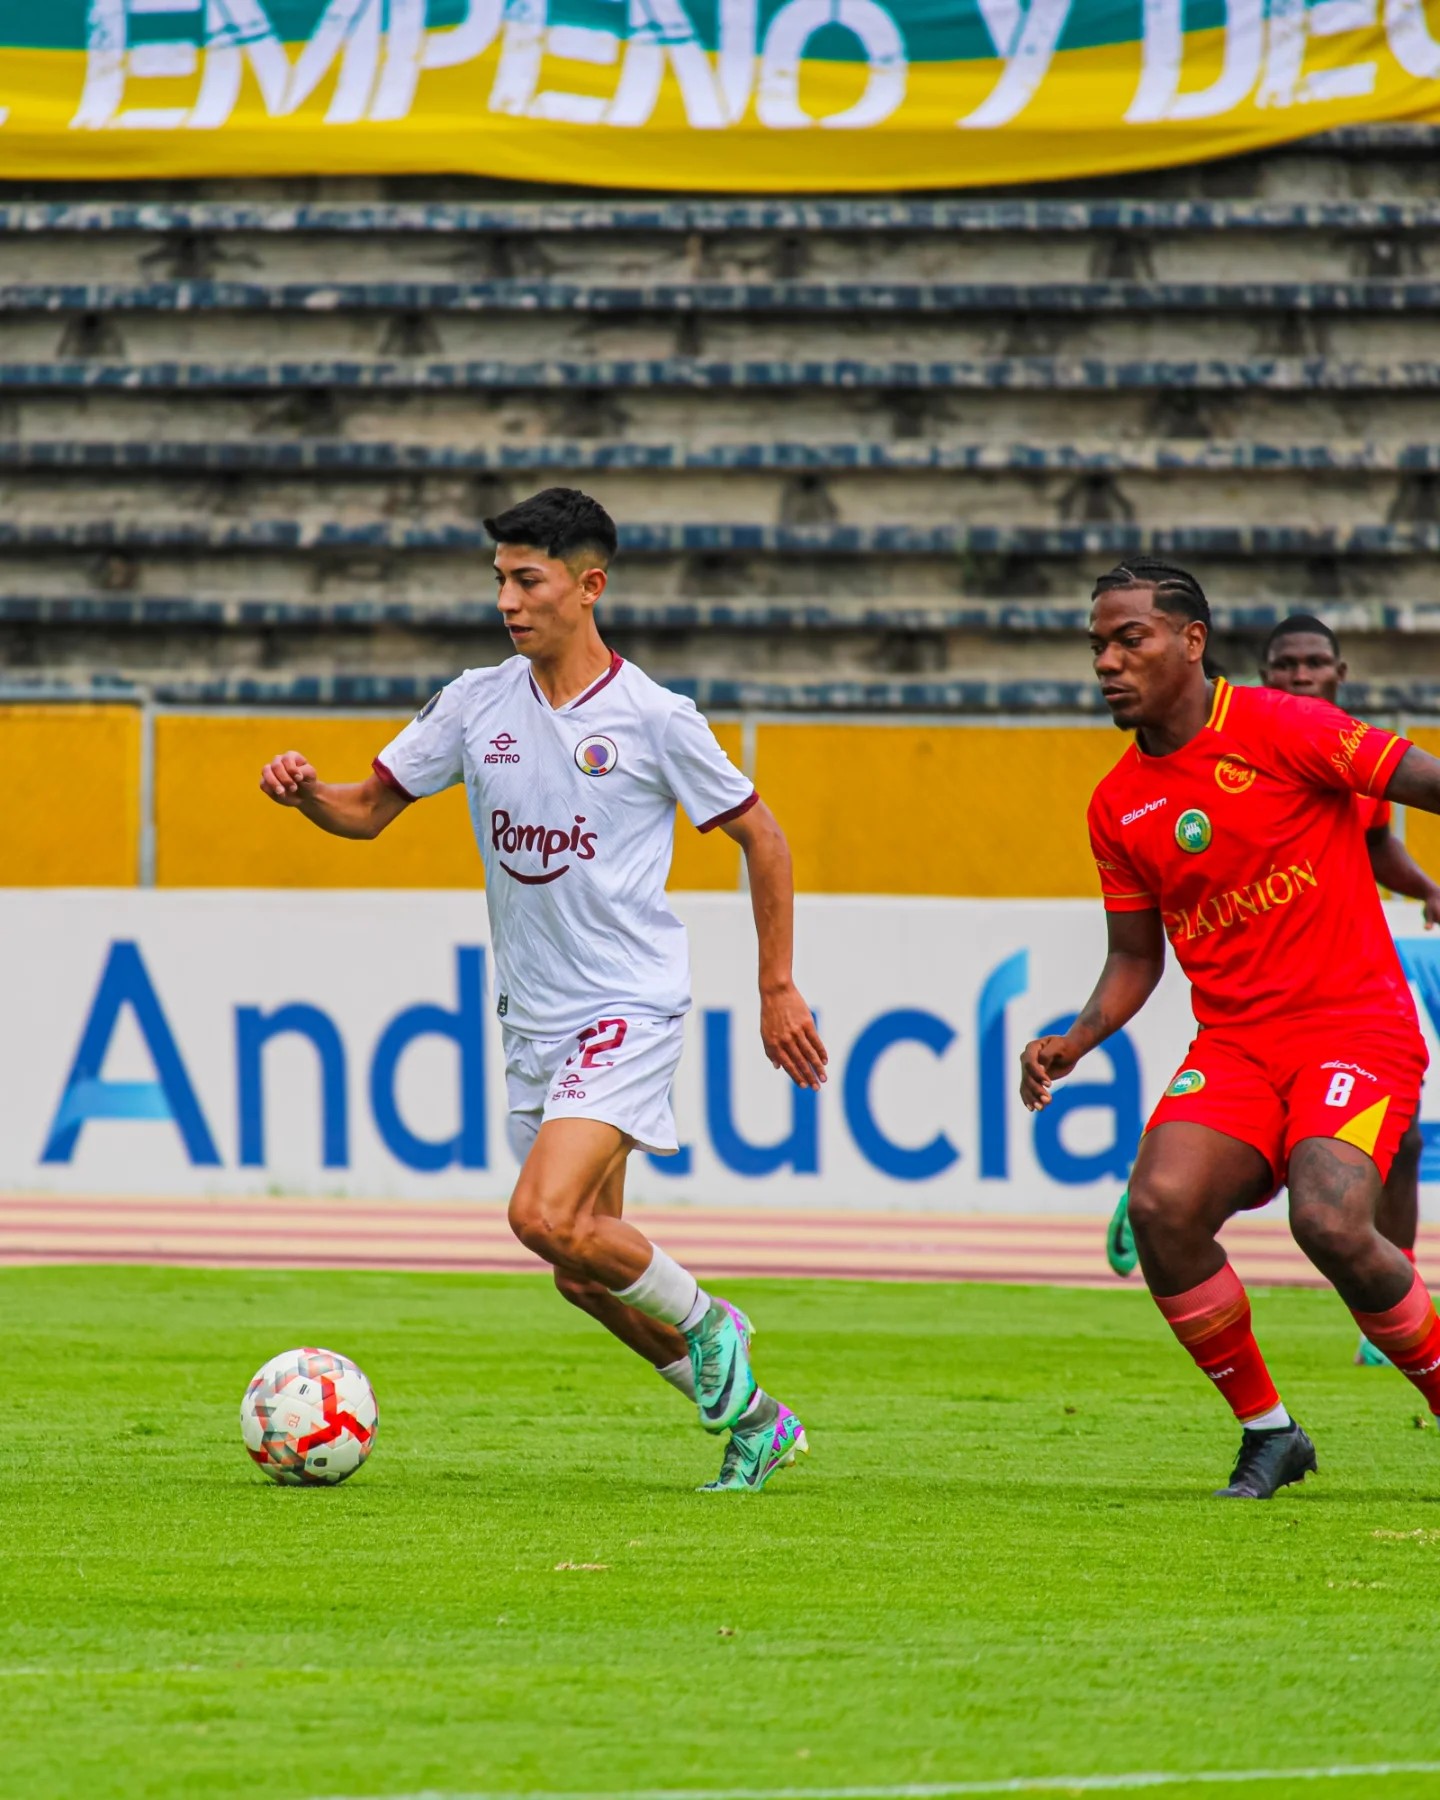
[39,940,1171,1187]
[702,1008,819,1176]
[1395,939,1440,1180]
[369,946,488,1172]
[42,939,220,1165]
[843,1008,958,1181]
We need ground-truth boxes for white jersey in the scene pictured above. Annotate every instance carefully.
[375,653,756,1040]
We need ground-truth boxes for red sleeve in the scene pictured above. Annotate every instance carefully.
[1088,797,1156,912]
[1251,689,1410,800]
[1356,795,1392,833]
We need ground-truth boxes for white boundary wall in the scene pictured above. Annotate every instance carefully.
[5,890,1439,1213]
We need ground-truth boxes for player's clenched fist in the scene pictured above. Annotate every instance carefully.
[259,750,318,805]
[1018,1034,1082,1112]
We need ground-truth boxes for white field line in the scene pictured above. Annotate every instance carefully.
[317,1767,1440,1800]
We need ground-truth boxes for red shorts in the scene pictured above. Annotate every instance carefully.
[1146,1013,1427,1199]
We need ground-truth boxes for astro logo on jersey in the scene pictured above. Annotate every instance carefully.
[1167,1069,1206,1097]
[1175,809,1213,854]
[491,811,598,884]
[574,735,618,777]
[485,733,520,765]
[1215,757,1257,795]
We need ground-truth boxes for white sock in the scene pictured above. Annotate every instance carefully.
[1244,1401,1292,1432]
[657,1357,696,1402]
[612,1245,709,1331]
[738,1387,768,1423]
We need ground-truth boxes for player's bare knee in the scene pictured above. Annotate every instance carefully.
[1126,1169,1202,1247]
[508,1188,598,1270]
[1289,1195,1371,1269]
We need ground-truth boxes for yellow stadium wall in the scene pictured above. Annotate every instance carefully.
[1400,727,1440,876]
[753,722,1123,897]
[152,713,743,891]
[1,706,1134,896]
[1,705,141,885]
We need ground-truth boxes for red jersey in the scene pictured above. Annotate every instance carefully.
[1089,677,1415,1029]
[1354,793,1392,833]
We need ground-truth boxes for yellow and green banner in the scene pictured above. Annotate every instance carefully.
[2,0,1440,190]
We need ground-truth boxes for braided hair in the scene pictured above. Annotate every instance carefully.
[1090,559,1211,631]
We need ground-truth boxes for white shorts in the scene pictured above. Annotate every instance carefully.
[503,1014,684,1163]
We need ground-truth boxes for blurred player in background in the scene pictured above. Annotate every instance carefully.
[259,487,827,1493]
[1261,614,1439,1364]
[1022,560,1440,1499]
[1106,612,1439,1368]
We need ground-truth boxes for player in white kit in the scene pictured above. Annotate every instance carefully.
[259,488,827,1491]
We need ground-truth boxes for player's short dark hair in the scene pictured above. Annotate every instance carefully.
[1263,613,1340,660]
[483,487,618,567]
[1091,558,1211,630]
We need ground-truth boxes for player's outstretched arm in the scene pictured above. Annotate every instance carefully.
[258,751,410,841]
[1366,824,1440,927]
[722,800,829,1091]
[1381,751,1440,931]
[1019,909,1165,1112]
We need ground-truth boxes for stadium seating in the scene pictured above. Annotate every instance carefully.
[4,123,1440,712]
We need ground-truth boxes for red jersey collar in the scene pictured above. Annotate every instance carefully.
[1134,677,1234,762]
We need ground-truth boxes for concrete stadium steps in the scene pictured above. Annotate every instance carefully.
[14,545,1440,607]
[13,279,1440,313]
[7,438,1440,475]
[2,199,1437,288]
[10,592,1440,636]
[8,519,1440,555]
[5,310,1438,367]
[10,355,1440,388]
[3,136,1440,710]
[11,667,1440,714]
[4,474,1436,534]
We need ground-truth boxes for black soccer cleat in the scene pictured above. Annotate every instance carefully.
[1214,1422,1318,1499]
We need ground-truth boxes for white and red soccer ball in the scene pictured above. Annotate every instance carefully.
[240,1347,378,1486]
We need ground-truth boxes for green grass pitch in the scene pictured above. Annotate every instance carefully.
[5,1264,1440,1800]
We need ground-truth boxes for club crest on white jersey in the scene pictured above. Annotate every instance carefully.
[574,734,619,777]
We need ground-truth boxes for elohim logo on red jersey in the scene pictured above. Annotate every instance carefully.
[575,735,619,777]
[486,733,520,765]
[1215,757,1257,795]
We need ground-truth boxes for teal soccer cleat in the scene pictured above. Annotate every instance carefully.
[699,1396,808,1493]
[1355,1334,1392,1367]
[1107,1187,1139,1278]
[686,1298,757,1433]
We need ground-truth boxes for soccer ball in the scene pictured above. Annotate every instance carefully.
[240,1347,378,1486]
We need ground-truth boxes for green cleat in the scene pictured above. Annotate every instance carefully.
[698,1395,808,1493]
[1355,1334,1392,1367]
[1106,1188,1139,1278]
[686,1298,757,1434]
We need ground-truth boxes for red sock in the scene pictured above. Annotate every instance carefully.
[1352,1271,1440,1413]
[1153,1263,1281,1424]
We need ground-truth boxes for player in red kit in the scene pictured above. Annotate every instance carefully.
[1020,559,1440,1499]
[1261,613,1440,1366]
